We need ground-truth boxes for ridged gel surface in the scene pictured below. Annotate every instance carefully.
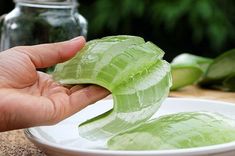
[108,112,235,150]
[53,35,172,140]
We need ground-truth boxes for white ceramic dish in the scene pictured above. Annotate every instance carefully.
[25,98,235,156]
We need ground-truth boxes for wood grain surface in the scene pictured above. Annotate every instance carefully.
[170,85,235,103]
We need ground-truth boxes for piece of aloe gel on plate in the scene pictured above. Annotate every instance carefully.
[108,112,235,150]
[53,35,172,140]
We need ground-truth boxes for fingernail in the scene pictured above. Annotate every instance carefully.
[70,36,85,41]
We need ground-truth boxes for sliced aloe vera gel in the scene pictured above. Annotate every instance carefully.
[171,53,212,90]
[53,35,172,140]
[108,112,235,150]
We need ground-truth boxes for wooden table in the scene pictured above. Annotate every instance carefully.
[170,85,235,103]
[1,85,235,155]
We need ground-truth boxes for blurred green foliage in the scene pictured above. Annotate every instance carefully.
[79,0,235,60]
[150,0,235,49]
[1,0,235,60]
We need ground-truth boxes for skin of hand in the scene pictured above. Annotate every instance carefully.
[0,36,110,132]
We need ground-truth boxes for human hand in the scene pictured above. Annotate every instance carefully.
[0,37,110,131]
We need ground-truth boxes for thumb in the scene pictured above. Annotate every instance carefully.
[12,36,86,68]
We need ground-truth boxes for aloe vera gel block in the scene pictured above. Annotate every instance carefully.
[53,35,172,140]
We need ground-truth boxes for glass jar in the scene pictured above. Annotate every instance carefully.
[0,0,87,51]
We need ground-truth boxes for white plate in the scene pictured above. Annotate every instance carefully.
[25,98,235,156]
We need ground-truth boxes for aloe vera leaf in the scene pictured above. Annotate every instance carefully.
[222,73,235,91]
[200,49,235,85]
[108,112,235,150]
[170,53,212,90]
[171,53,213,72]
[170,64,203,90]
[53,35,172,140]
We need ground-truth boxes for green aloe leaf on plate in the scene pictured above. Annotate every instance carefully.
[53,35,172,140]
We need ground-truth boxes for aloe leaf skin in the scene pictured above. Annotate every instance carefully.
[222,73,235,91]
[170,53,212,90]
[53,35,172,140]
[171,53,213,72]
[200,49,235,86]
[108,112,235,150]
[202,73,235,92]
[170,64,203,91]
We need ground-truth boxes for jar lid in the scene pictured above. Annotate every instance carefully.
[14,0,78,6]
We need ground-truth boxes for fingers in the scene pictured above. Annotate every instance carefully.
[12,36,86,68]
[68,85,110,115]
[42,85,110,125]
[69,84,89,94]
[0,85,110,131]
